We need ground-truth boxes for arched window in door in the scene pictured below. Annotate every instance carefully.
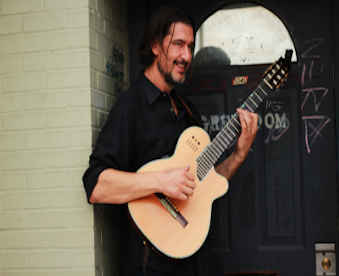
[194,3,297,66]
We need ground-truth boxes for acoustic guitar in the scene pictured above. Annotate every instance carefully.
[128,50,293,259]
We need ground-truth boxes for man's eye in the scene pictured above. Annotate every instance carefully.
[173,41,184,46]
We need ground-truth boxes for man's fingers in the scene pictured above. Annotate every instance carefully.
[237,108,258,133]
[181,185,194,197]
[184,170,195,181]
[237,108,248,129]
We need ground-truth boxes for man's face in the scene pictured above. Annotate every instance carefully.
[153,22,195,87]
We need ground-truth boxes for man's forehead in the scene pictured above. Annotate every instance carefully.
[167,22,194,40]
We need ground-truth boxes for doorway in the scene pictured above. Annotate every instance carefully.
[179,3,336,276]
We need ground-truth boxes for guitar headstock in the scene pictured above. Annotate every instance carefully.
[263,49,293,91]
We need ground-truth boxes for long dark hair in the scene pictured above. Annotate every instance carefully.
[139,5,196,68]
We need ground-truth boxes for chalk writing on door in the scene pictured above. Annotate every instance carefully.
[299,38,330,154]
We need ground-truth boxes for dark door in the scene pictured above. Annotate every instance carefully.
[178,61,337,276]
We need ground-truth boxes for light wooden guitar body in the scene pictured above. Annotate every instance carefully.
[128,126,229,259]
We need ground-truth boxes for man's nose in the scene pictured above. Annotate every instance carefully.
[181,45,192,61]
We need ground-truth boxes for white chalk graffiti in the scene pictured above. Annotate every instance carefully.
[301,87,328,112]
[302,115,331,154]
[300,38,331,154]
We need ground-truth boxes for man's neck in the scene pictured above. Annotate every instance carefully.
[144,64,172,94]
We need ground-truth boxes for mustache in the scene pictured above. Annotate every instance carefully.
[174,60,188,67]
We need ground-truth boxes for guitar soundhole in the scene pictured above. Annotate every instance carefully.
[186,136,200,152]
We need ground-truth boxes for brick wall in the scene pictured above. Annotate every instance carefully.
[89,0,128,140]
[89,0,129,276]
[0,0,128,275]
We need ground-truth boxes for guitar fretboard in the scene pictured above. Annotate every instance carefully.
[196,80,271,181]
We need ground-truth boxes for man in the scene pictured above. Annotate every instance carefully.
[83,5,258,276]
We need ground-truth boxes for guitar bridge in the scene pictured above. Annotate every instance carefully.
[155,193,188,228]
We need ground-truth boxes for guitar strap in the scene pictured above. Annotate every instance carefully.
[169,94,193,118]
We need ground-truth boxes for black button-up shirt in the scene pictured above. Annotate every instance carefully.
[82,74,203,275]
[83,74,202,201]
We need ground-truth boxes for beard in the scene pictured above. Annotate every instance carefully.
[157,60,187,87]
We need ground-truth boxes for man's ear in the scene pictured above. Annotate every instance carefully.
[151,41,160,56]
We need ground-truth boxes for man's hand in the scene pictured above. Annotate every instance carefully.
[235,108,259,161]
[157,166,196,200]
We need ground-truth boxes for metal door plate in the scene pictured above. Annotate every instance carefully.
[315,243,336,276]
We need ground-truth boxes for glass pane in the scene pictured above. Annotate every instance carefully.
[194,3,297,65]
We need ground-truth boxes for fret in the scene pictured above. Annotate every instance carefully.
[248,101,255,112]
[198,162,209,173]
[201,161,211,172]
[209,147,221,159]
[226,125,237,138]
[263,78,273,90]
[209,154,219,164]
[197,169,205,180]
[200,157,212,170]
[224,130,234,143]
[223,132,233,146]
[219,130,231,144]
[211,143,223,158]
[197,155,207,167]
[213,139,225,153]
[207,147,218,161]
[244,101,254,112]
[233,118,241,127]
[198,170,207,180]
[253,91,263,102]
[203,151,214,165]
[198,171,206,180]
[215,135,228,149]
[216,134,229,150]
[198,170,205,178]
[198,160,210,173]
[228,120,240,135]
[199,168,207,177]
[198,152,214,176]
[257,84,268,96]
[200,161,210,172]
[248,96,259,108]
[243,102,254,112]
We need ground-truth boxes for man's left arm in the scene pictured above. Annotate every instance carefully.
[215,108,258,180]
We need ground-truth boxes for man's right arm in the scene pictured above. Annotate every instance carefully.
[89,166,196,204]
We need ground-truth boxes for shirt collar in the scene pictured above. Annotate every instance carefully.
[141,74,174,105]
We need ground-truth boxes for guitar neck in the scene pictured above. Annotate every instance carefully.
[196,50,292,181]
[196,80,272,181]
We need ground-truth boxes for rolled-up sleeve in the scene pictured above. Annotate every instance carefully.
[82,94,136,203]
